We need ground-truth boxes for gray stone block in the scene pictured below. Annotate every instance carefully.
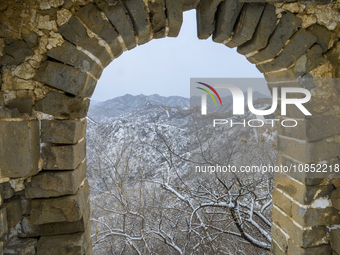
[0,40,34,66]
[225,3,265,48]
[59,16,112,67]
[148,0,166,39]
[34,61,97,98]
[47,40,103,78]
[0,120,40,178]
[294,44,325,74]
[42,139,86,170]
[3,183,14,200]
[34,91,90,118]
[3,237,37,255]
[257,28,317,73]
[331,229,340,255]
[307,24,338,53]
[213,0,243,43]
[183,0,200,11]
[76,3,123,58]
[197,0,223,39]
[25,160,86,198]
[122,0,151,45]
[237,4,277,55]
[41,119,87,144]
[3,199,22,229]
[248,12,301,63]
[36,224,91,255]
[288,239,331,255]
[166,0,183,37]
[19,202,89,237]
[0,208,7,238]
[30,179,89,224]
[22,31,39,48]
[94,0,137,50]
[332,188,340,211]
[7,97,33,114]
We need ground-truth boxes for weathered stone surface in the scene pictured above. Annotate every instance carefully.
[59,16,112,67]
[36,225,91,255]
[21,197,31,215]
[307,24,337,53]
[225,3,265,48]
[264,69,298,80]
[183,0,200,11]
[276,153,332,186]
[0,92,4,109]
[331,188,340,211]
[305,115,340,141]
[271,240,286,255]
[197,0,223,39]
[41,119,86,144]
[3,199,22,228]
[26,160,86,198]
[0,120,40,178]
[0,184,3,206]
[292,203,340,227]
[0,40,34,66]
[7,97,33,114]
[166,0,183,37]
[273,188,292,217]
[122,0,151,45]
[272,223,288,252]
[94,0,137,50]
[294,44,325,74]
[34,91,90,118]
[47,40,103,78]
[248,12,301,64]
[3,237,37,255]
[148,0,166,38]
[3,183,14,200]
[257,29,317,73]
[76,3,123,58]
[288,239,331,255]
[22,31,39,49]
[31,179,89,224]
[237,4,277,55]
[34,61,97,98]
[0,242,3,255]
[19,202,90,237]
[274,174,333,205]
[331,229,340,255]
[272,206,328,248]
[213,0,243,43]
[42,139,86,170]
[0,208,7,238]
[331,179,340,188]
[278,135,340,164]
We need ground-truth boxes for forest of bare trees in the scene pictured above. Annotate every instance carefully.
[87,112,277,255]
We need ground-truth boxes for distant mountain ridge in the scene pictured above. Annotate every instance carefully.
[88,94,190,122]
[88,92,271,122]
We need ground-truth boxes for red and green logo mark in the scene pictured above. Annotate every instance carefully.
[196,82,223,106]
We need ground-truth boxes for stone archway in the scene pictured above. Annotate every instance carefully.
[0,0,340,254]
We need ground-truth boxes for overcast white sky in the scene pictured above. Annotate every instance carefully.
[91,10,267,101]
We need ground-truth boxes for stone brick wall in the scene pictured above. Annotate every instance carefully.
[0,0,339,254]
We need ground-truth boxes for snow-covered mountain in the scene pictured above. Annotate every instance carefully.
[88,94,190,122]
[86,93,276,189]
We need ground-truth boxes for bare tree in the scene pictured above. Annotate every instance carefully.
[87,115,276,254]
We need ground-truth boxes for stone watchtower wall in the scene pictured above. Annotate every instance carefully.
[0,0,339,254]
